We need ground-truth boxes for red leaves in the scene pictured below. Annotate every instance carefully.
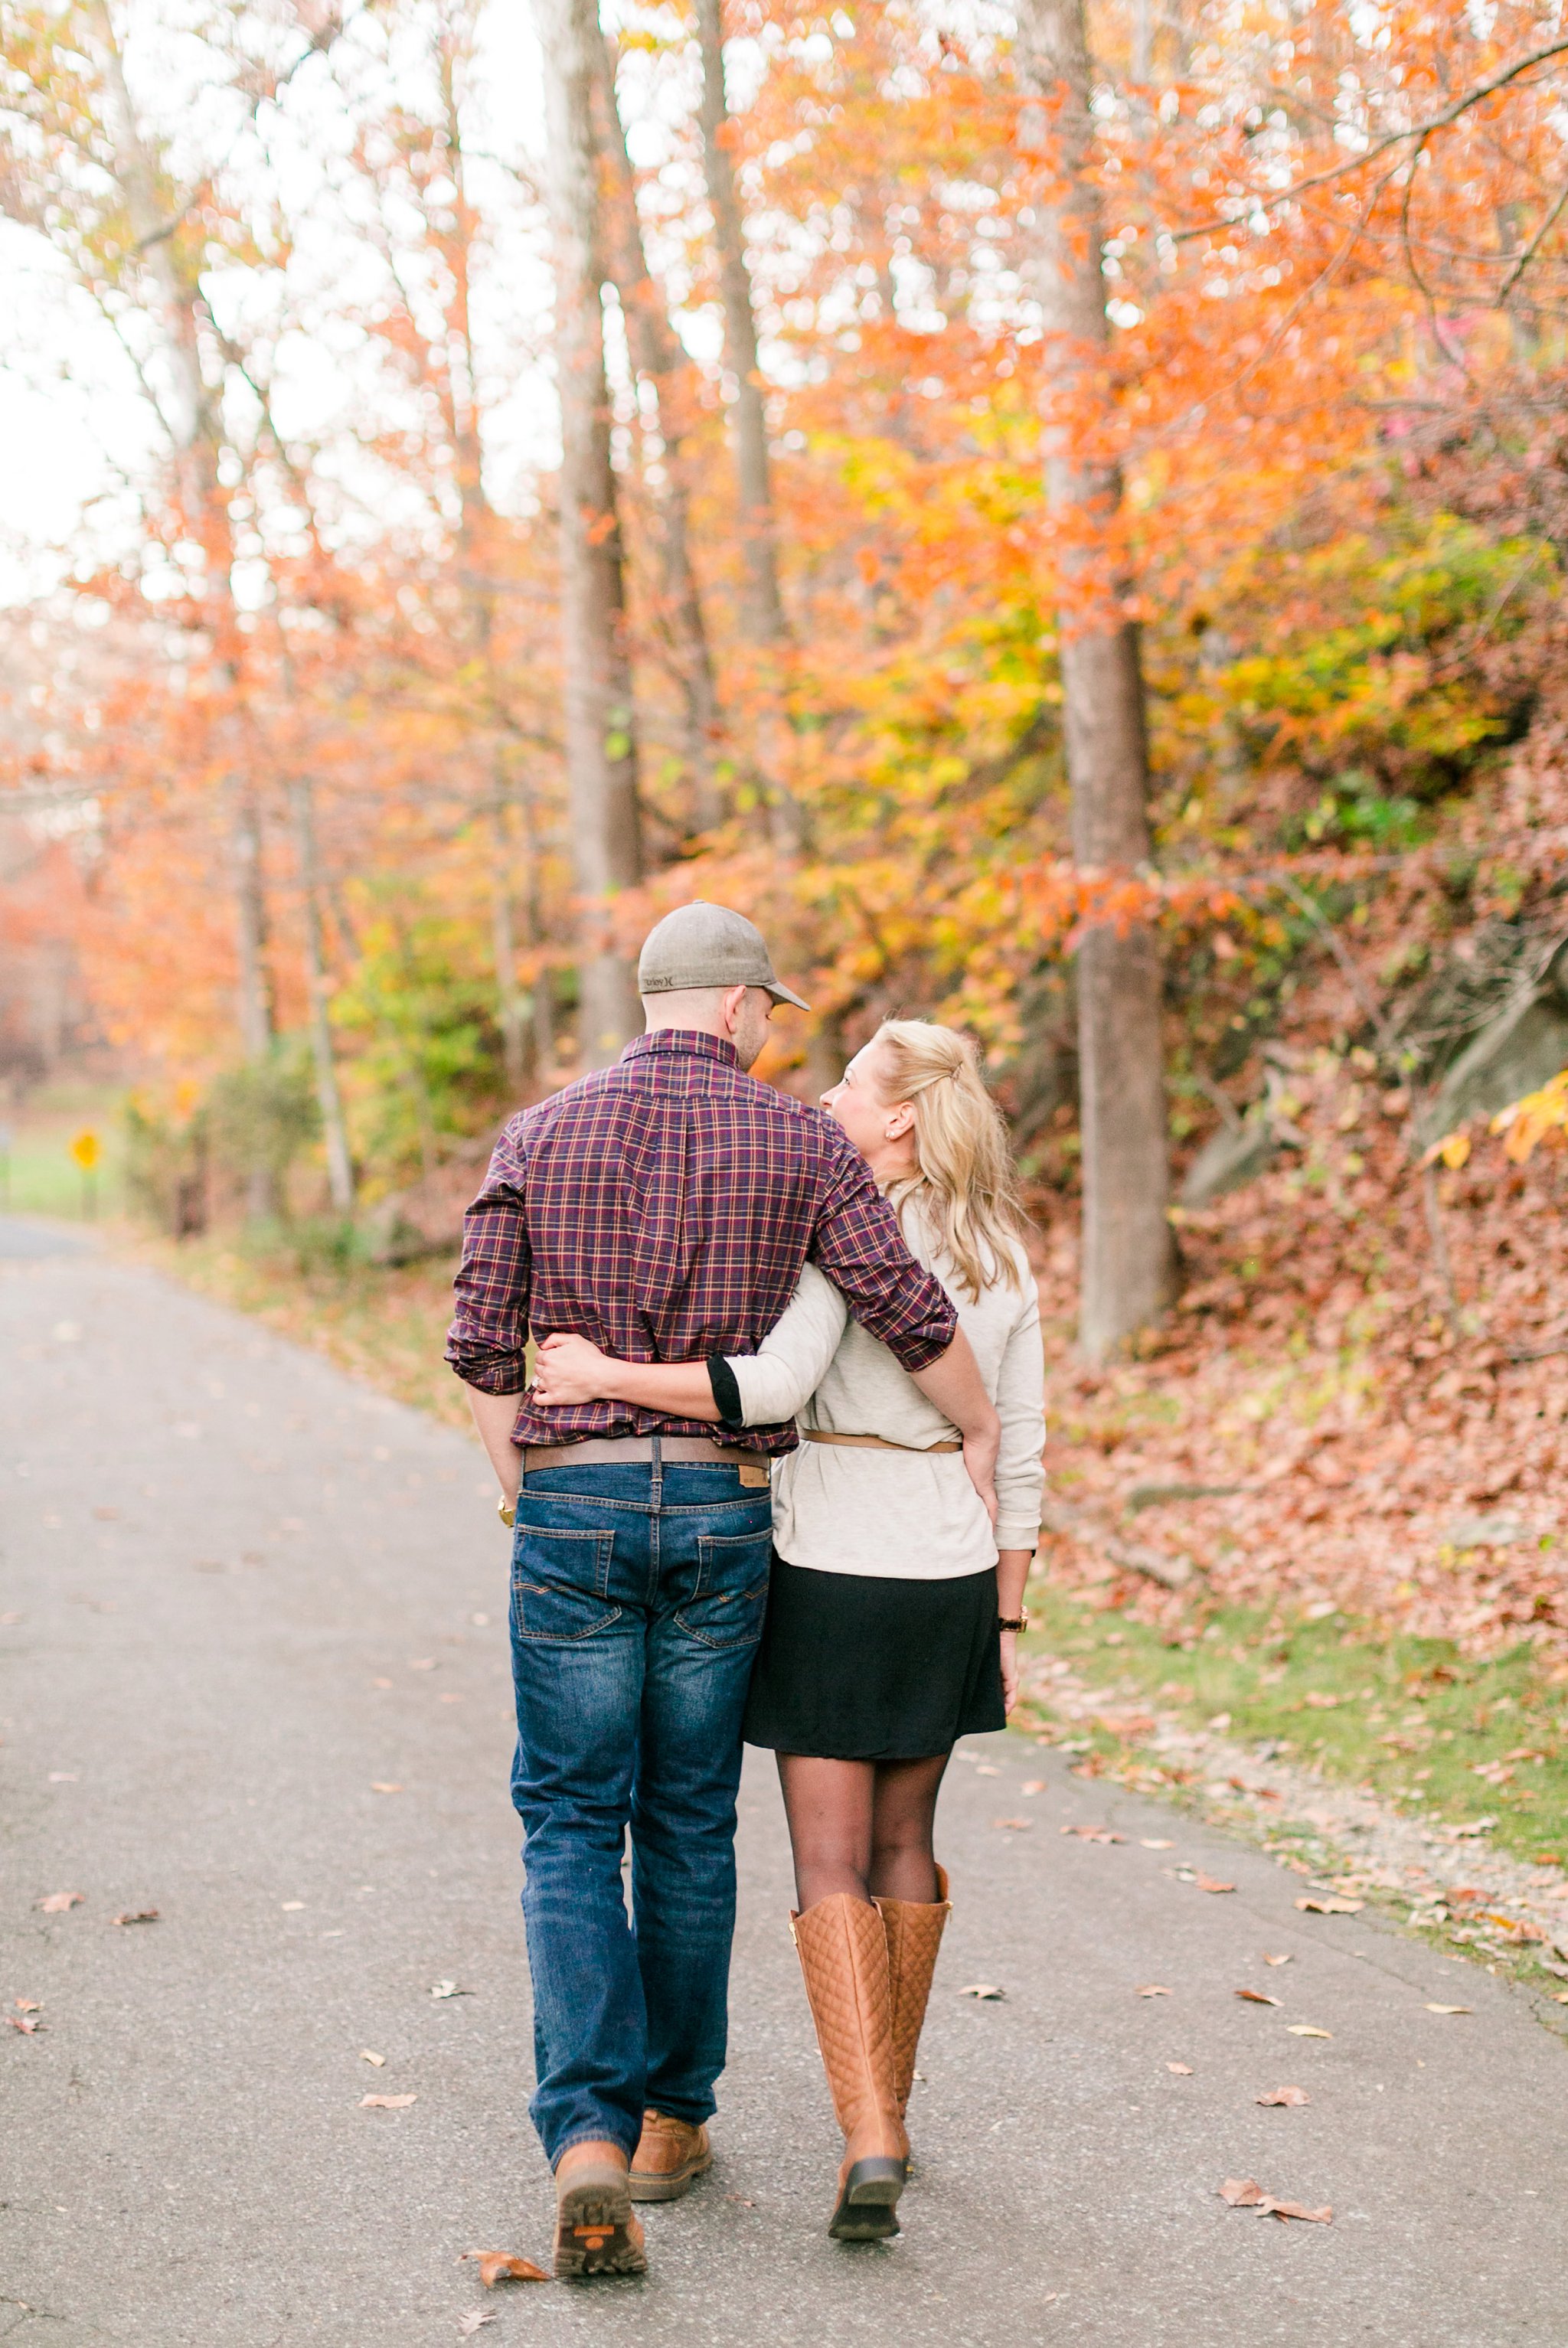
[1219,2179,1331,2223]
[1194,1873,1236,1895]
[1234,1988,1282,2006]
[1256,2085,1310,2107]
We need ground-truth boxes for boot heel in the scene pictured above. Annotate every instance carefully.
[830,2154,906,2241]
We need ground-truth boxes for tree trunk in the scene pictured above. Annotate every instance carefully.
[598,42,723,831]
[1014,0,1176,1360]
[693,0,799,852]
[287,776,355,1214]
[489,792,528,1097]
[227,781,277,1220]
[534,0,645,1065]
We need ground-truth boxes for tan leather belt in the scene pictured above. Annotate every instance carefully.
[522,1435,766,1473]
[803,1429,962,1455]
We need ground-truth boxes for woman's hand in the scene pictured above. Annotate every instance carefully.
[532,1332,619,1407]
[998,1628,1019,1714]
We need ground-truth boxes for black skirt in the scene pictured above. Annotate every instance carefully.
[743,1558,1004,1762]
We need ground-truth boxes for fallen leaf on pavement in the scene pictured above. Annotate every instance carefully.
[975,1765,1001,1776]
[958,1983,1004,1999]
[371,1783,404,1795]
[993,1817,1033,1830]
[6,2015,44,2033]
[457,2314,496,2337]
[1141,1838,1174,1850]
[281,1901,305,1912]
[430,1980,470,1999]
[1235,1989,1282,2006]
[361,2050,385,2066]
[1295,1896,1363,1915]
[1195,1875,1236,1894]
[409,1659,437,1671]
[1166,2062,1194,2075]
[15,1999,41,2013]
[1218,2178,1331,2222]
[38,1892,83,1913]
[1263,1953,1292,1966]
[725,2193,756,2206]
[463,2252,548,2288]
[1424,2003,1473,2016]
[1285,2025,1333,2038]
[361,2093,416,2109]
[1021,1779,1045,1794]
[112,1909,159,1926]
[1135,1984,1171,1997]
[1256,2085,1309,2107]
[1060,1824,1126,1843]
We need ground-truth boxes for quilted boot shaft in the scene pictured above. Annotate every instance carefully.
[791,1894,908,2170]
[874,1864,951,2118]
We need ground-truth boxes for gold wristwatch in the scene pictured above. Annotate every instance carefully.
[997,1605,1030,1633]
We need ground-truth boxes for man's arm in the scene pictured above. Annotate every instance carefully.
[446,1122,533,1499]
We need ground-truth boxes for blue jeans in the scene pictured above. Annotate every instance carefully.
[507,1455,773,2167]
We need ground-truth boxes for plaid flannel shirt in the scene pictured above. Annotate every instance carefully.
[446,1028,957,1455]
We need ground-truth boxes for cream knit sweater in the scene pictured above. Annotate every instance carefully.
[724,1223,1045,1580]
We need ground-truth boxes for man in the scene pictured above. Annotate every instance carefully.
[447,901,998,2279]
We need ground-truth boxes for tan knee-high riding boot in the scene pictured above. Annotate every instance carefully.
[791,1894,909,2241]
[874,1863,951,2122]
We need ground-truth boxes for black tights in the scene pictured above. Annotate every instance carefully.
[776,1751,949,1912]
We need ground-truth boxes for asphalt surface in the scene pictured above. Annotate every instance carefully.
[2,1242,1566,2348]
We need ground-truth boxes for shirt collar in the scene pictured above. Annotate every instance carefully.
[622,1028,740,1071]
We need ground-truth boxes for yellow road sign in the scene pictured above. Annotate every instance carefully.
[70,1129,100,1172]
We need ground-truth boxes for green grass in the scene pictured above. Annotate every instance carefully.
[1018,1581,1568,1869]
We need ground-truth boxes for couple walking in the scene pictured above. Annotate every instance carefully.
[446,902,1044,2276]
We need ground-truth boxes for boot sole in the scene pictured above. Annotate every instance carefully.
[554,2174,647,2279]
[628,2148,713,2203]
[828,2155,905,2242]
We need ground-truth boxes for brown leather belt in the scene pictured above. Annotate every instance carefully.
[521,1435,766,1473]
[803,1429,962,1455]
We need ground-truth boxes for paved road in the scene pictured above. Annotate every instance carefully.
[2,1246,1566,2348]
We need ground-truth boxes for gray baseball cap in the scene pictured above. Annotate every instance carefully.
[637,902,811,1011]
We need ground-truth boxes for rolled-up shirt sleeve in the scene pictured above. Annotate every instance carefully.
[445,1124,533,1393]
[810,1129,957,1371]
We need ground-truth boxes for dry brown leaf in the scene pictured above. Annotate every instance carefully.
[6,2014,44,2033]
[1262,1952,1292,1966]
[37,1892,83,1913]
[1256,2085,1310,2107]
[371,1783,404,1795]
[1219,2178,1331,2222]
[360,2092,416,2109]
[993,1817,1033,1831]
[14,1999,41,2013]
[1060,1824,1126,1843]
[957,1982,1004,1999]
[361,2050,385,2066]
[1141,1838,1174,1850]
[457,2314,496,2338]
[1166,2061,1194,2074]
[462,2252,548,2288]
[430,1979,470,1999]
[1135,1984,1171,1997]
[111,1909,159,1926]
[1195,1874,1236,1894]
[1424,2003,1473,2015]
[1234,1988,1282,2006]
[1295,1894,1363,1915]
[1021,1779,1046,1794]
[1285,2025,1332,2038]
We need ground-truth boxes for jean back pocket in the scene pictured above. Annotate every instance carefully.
[512,1525,619,1644]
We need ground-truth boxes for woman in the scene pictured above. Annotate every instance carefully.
[531,1020,1044,2244]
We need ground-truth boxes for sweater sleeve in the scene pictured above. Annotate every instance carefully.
[725,1265,849,1426]
[992,1276,1046,1550]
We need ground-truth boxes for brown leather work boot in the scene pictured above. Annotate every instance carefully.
[553,2140,648,2279]
[791,1894,908,2242]
[629,2110,713,2202]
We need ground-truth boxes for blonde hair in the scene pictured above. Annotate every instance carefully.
[869,1020,1027,1301]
